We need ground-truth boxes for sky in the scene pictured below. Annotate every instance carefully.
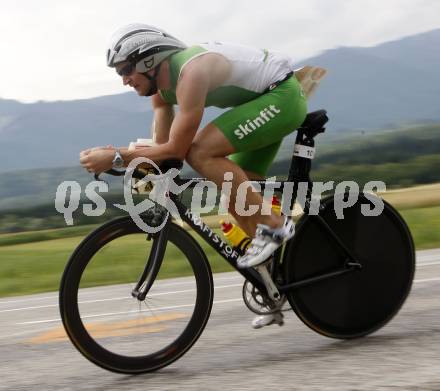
[1,0,440,103]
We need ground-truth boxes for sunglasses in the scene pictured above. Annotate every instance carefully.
[116,63,136,77]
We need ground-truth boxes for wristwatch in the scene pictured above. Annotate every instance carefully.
[112,149,124,169]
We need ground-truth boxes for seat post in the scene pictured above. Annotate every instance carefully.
[286,109,328,214]
[287,129,314,213]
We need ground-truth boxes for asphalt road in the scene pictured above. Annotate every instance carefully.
[1,249,439,390]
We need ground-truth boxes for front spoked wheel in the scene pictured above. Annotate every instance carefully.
[283,193,415,339]
[59,217,213,374]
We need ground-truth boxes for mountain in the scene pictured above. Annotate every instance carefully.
[0,94,153,172]
[0,94,223,173]
[300,28,440,131]
[1,28,440,172]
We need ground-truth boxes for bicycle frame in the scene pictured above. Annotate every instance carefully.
[132,116,362,300]
[172,185,360,295]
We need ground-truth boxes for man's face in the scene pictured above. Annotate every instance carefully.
[115,62,151,96]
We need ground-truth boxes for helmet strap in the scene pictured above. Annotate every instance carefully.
[142,63,162,96]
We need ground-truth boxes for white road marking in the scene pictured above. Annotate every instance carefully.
[16,298,243,326]
[0,283,243,314]
[0,275,244,306]
[413,277,440,284]
[0,295,59,305]
[417,255,440,263]
[417,261,440,268]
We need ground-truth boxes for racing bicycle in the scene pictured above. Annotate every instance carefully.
[59,110,415,374]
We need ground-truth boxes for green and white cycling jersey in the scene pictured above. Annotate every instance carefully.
[159,41,297,108]
[159,42,307,177]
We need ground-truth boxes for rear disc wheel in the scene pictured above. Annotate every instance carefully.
[283,193,415,339]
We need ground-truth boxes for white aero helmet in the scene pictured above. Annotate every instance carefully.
[107,23,187,73]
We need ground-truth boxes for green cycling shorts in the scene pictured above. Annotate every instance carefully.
[212,76,307,177]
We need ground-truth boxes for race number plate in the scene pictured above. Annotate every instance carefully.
[293,144,315,159]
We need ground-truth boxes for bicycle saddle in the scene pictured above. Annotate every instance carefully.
[301,110,328,130]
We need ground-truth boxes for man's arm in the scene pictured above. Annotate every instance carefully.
[151,93,174,144]
[120,63,210,162]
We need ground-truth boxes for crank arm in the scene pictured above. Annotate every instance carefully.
[255,264,282,302]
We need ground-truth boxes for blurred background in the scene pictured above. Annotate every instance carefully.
[1,0,440,296]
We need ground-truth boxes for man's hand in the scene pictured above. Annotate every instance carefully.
[79,146,115,174]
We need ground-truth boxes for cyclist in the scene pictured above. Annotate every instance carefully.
[80,23,307,328]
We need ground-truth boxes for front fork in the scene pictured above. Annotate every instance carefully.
[131,217,170,301]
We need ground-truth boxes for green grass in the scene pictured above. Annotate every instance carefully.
[0,206,438,298]
[0,236,84,297]
[0,224,99,247]
[400,205,440,249]
[0,227,233,297]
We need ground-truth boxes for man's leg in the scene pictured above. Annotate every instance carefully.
[186,123,283,237]
[189,76,306,267]
[188,131,287,329]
